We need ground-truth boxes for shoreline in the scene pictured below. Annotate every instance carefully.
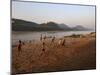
[12,32,96,74]
[12,31,95,46]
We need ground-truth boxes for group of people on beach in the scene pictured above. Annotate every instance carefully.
[17,34,66,55]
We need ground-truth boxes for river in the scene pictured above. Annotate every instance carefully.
[12,31,94,45]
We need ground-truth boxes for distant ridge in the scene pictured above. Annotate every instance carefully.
[58,24,71,30]
[12,18,91,31]
[72,25,89,31]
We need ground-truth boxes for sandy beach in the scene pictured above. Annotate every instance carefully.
[12,32,96,74]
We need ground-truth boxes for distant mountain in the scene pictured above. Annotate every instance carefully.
[72,25,89,31]
[12,18,90,31]
[12,19,39,31]
[12,18,38,27]
[12,19,62,31]
[58,24,71,30]
[40,22,62,30]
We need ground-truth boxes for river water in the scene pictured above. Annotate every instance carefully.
[12,31,94,45]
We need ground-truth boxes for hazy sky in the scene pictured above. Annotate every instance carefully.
[12,1,95,29]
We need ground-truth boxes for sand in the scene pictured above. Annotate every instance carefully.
[12,33,96,74]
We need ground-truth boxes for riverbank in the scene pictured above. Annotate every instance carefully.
[12,32,96,74]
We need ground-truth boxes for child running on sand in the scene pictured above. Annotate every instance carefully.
[51,36,55,43]
[18,40,22,52]
[42,41,45,52]
[62,38,66,46]
[40,40,46,56]
[40,34,42,41]
[58,38,66,46]
[58,39,62,46]
[40,35,46,56]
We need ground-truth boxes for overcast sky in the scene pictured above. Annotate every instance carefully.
[12,1,95,29]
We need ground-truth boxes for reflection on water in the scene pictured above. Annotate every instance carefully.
[12,31,94,45]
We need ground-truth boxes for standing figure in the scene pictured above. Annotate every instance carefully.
[51,36,55,46]
[40,40,46,56]
[62,38,66,46]
[58,39,62,46]
[42,41,45,52]
[40,34,42,41]
[51,36,55,43]
[18,40,22,52]
[43,35,46,41]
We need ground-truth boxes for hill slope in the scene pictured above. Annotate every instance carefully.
[12,18,89,31]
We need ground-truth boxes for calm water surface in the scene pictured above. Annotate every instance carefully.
[12,31,94,45]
